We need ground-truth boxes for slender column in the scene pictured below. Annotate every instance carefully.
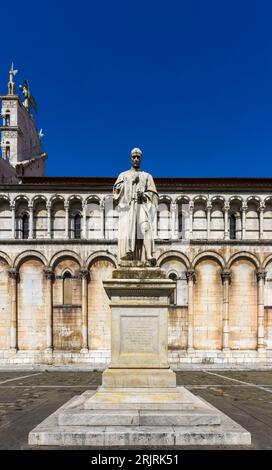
[224,203,230,240]
[186,269,196,351]
[206,203,212,239]
[259,203,265,240]
[189,201,194,240]
[242,203,247,240]
[221,270,231,350]
[46,203,52,239]
[11,202,15,239]
[82,202,87,239]
[44,267,54,350]
[64,202,69,239]
[100,201,105,239]
[28,204,33,239]
[256,270,266,352]
[80,268,90,352]
[171,202,177,239]
[8,268,18,351]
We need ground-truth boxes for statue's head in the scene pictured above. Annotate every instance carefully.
[130,147,142,169]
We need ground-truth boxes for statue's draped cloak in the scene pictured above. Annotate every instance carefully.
[113,169,158,261]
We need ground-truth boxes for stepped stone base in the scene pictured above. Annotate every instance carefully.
[28,388,251,447]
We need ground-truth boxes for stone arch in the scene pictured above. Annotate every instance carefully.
[192,251,225,269]
[263,254,272,269]
[0,251,12,266]
[228,195,244,204]
[14,194,30,204]
[49,250,83,269]
[31,195,48,206]
[246,195,261,204]
[158,195,172,203]
[193,195,208,204]
[49,194,65,205]
[210,195,226,204]
[157,251,190,269]
[14,250,47,269]
[86,195,101,205]
[227,251,260,269]
[264,196,272,205]
[0,194,11,203]
[86,251,117,269]
[175,195,190,204]
[68,194,83,203]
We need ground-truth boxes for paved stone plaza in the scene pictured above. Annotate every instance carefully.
[0,369,271,449]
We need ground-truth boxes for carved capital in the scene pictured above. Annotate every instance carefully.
[8,268,18,280]
[44,267,55,281]
[256,270,266,282]
[186,269,196,283]
[80,268,90,281]
[221,270,231,283]
[223,203,230,212]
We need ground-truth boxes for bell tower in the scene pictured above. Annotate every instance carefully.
[0,64,47,178]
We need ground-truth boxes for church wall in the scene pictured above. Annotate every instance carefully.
[265,308,272,350]
[160,258,188,350]
[0,258,10,349]
[0,186,272,365]
[17,258,47,350]
[168,307,188,350]
[53,258,82,350]
[194,259,223,350]
[229,259,258,350]
[88,258,114,351]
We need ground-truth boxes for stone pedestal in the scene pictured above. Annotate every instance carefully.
[28,262,251,447]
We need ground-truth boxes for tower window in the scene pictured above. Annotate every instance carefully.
[74,214,81,239]
[230,214,236,240]
[5,114,10,126]
[22,214,29,239]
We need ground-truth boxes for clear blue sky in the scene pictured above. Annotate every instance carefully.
[1,0,272,177]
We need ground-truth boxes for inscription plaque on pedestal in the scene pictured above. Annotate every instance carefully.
[121,315,158,354]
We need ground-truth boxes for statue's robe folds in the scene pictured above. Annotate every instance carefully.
[113,169,158,261]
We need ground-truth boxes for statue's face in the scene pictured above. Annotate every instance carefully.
[130,153,141,169]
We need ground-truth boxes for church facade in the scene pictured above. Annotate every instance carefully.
[1,68,272,367]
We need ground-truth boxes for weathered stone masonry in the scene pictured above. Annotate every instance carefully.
[1,178,272,366]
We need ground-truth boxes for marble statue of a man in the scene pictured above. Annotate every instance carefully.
[113,148,158,263]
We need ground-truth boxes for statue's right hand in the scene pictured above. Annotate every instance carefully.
[133,175,139,184]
